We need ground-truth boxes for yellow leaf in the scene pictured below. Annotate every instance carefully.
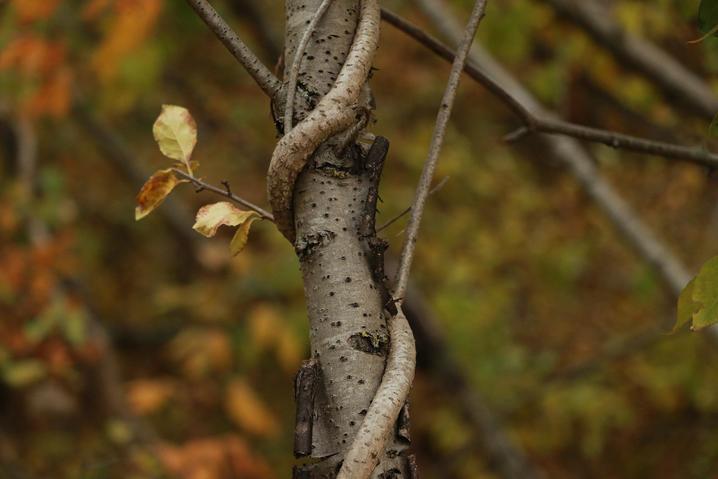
[691,256,718,330]
[230,214,261,256]
[135,168,185,220]
[152,105,197,173]
[225,378,279,437]
[673,278,698,333]
[169,328,232,379]
[193,202,261,254]
[157,435,274,479]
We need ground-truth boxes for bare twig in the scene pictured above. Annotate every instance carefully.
[380,8,718,170]
[394,0,487,300]
[284,0,334,131]
[171,168,274,221]
[377,176,449,233]
[184,0,281,98]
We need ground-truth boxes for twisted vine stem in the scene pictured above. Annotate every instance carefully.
[283,0,335,132]
[266,0,381,243]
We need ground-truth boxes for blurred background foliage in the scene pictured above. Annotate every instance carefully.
[2,0,718,478]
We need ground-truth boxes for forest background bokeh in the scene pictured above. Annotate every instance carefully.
[3,0,718,477]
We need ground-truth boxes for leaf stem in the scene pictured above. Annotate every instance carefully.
[171,168,274,221]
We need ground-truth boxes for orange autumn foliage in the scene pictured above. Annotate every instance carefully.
[158,435,275,479]
[91,0,163,82]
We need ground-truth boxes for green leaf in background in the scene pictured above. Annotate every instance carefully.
[709,112,718,137]
[675,256,718,331]
[62,309,88,347]
[692,256,718,329]
[3,360,46,387]
[697,0,718,39]
[674,278,699,332]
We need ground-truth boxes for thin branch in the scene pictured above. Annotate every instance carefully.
[380,8,718,170]
[184,0,281,98]
[284,0,334,131]
[171,168,275,221]
[393,0,488,300]
[376,176,449,233]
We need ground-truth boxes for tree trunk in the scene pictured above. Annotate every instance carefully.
[280,1,412,477]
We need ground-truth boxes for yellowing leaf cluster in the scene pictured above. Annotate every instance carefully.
[135,105,198,220]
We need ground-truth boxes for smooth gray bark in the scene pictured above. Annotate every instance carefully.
[283,1,411,476]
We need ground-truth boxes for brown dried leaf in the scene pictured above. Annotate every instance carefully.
[135,168,185,220]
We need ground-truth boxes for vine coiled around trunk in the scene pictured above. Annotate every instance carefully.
[267,0,380,243]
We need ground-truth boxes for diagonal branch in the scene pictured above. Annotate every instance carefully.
[394,0,488,300]
[184,0,281,98]
[380,8,718,170]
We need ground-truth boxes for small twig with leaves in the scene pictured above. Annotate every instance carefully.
[136,105,271,257]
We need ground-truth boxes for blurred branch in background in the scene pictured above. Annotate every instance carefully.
[380,9,718,169]
[404,0,693,298]
[541,0,718,121]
